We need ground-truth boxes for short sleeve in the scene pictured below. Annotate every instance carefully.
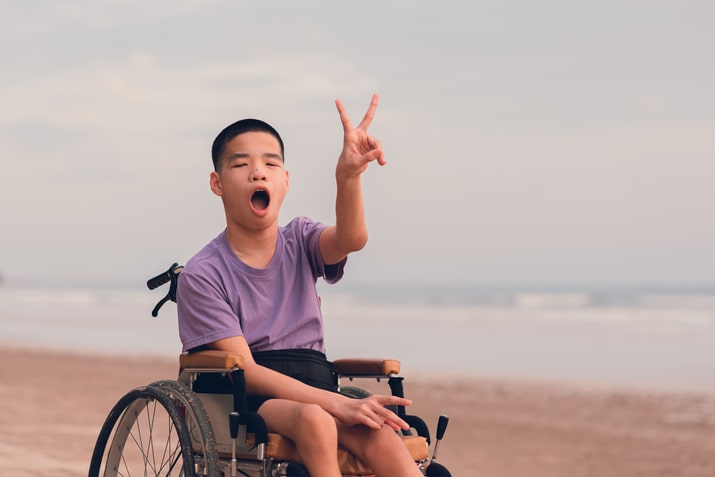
[176,268,244,351]
[295,217,347,284]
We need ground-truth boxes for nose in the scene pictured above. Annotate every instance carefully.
[249,167,267,181]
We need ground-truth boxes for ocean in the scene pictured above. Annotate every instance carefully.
[2,282,714,393]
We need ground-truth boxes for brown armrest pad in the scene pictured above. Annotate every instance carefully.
[332,358,400,376]
[179,350,244,370]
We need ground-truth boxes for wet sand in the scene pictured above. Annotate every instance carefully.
[2,346,715,476]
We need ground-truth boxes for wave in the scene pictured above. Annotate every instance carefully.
[2,285,715,391]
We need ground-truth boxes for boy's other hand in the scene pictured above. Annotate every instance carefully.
[335,93,386,180]
[335,393,412,431]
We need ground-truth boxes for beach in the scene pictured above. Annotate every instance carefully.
[2,346,715,477]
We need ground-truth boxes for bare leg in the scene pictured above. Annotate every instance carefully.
[259,399,342,477]
[338,423,423,477]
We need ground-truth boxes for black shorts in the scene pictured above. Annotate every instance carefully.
[248,348,337,412]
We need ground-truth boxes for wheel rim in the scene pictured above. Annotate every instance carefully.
[94,386,194,477]
[150,380,219,477]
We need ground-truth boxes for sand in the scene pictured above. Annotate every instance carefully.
[2,346,715,477]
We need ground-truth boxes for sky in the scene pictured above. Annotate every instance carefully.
[1,0,714,290]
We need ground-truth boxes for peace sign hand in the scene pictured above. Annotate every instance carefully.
[335,93,386,180]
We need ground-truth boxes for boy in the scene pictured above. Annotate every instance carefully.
[177,95,422,477]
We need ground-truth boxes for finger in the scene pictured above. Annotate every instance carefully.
[363,148,386,167]
[335,99,354,133]
[360,411,384,430]
[384,419,403,432]
[367,137,386,165]
[356,93,379,131]
[373,395,412,407]
[379,407,410,430]
[366,135,381,150]
[367,397,410,429]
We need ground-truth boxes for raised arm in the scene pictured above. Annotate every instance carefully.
[319,94,386,265]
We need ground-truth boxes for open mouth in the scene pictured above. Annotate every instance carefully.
[251,189,270,211]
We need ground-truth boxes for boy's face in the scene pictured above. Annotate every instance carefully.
[210,131,289,231]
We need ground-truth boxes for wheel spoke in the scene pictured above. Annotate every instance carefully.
[89,383,216,477]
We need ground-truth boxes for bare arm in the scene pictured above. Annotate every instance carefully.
[209,336,410,431]
[320,94,386,265]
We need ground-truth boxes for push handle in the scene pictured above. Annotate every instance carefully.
[147,263,184,317]
[147,263,181,290]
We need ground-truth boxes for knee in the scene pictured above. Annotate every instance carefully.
[351,427,421,477]
[294,404,337,444]
[358,425,405,456]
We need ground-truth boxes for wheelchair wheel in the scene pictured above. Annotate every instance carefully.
[89,385,200,476]
[151,380,219,476]
[339,385,372,399]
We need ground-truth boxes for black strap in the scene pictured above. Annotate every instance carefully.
[252,349,336,391]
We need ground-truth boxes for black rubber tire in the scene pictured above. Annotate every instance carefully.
[425,461,453,477]
[88,384,196,476]
[151,380,220,477]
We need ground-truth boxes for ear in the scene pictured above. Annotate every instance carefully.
[209,171,223,197]
[284,169,290,192]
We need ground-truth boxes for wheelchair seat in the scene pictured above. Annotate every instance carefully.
[89,263,452,477]
[178,350,429,475]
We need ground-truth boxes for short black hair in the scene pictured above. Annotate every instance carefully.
[211,118,285,171]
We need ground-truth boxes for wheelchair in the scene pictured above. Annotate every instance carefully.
[88,263,453,477]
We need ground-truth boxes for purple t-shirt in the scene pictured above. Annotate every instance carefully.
[177,216,346,353]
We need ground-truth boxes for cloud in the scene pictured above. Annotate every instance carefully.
[1,0,714,287]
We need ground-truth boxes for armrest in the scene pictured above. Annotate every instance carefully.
[332,358,400,376]
[179,350,244,370]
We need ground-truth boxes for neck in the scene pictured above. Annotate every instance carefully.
[225,222,278,269]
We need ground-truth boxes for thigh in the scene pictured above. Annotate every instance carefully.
[337,423,416,469]
[258,399,335,442]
